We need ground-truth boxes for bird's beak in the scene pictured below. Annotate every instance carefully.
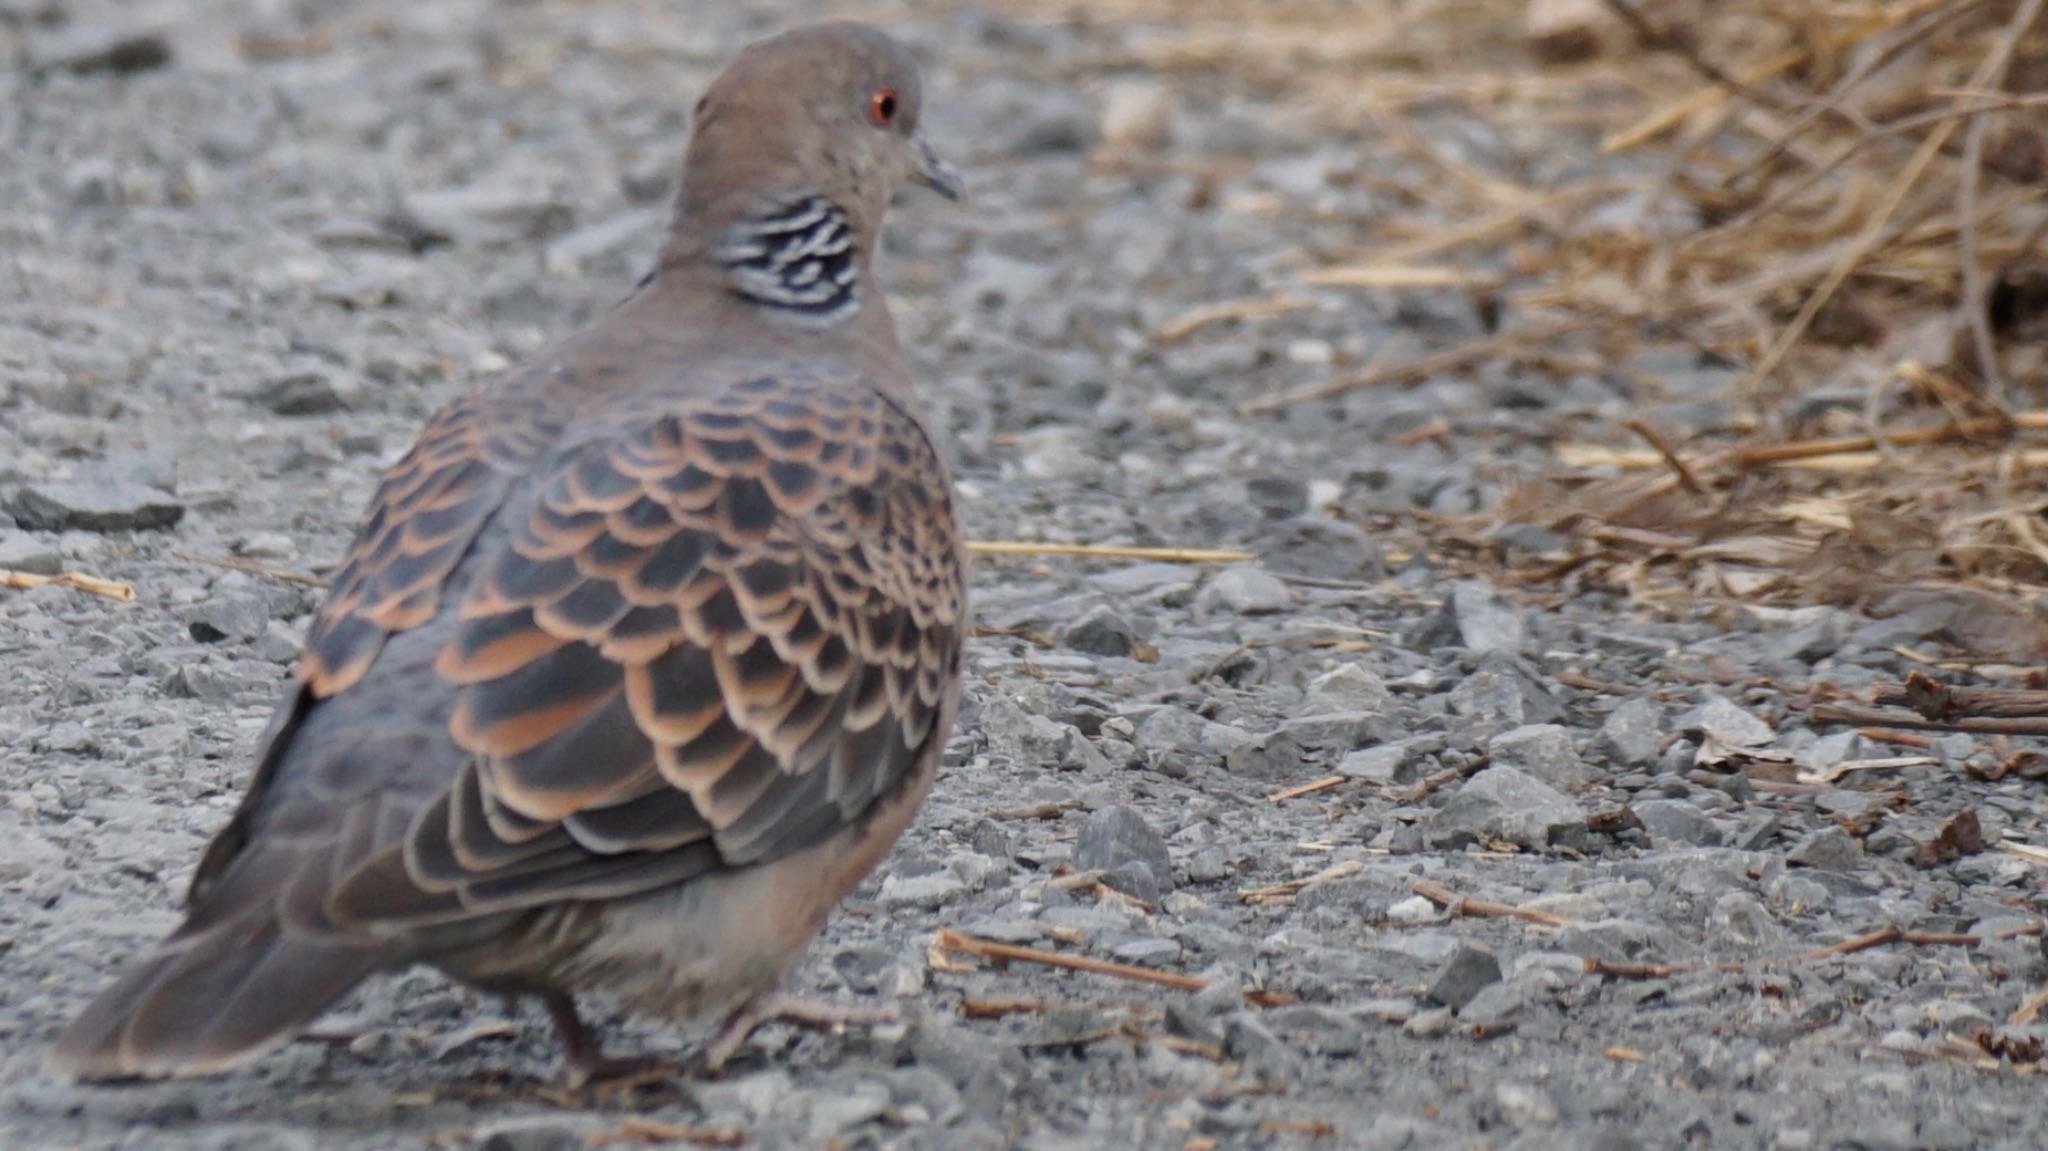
[910,136,964,201]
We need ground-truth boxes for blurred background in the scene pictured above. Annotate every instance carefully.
[12,0,2048,658]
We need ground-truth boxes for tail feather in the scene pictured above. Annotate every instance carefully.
[47,913,389,1080]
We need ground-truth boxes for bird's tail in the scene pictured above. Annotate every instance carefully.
[47,909,389,1080]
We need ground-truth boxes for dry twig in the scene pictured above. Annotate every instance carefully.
[932,929,1295,1006]
[0,568,135,601]
[1815,671,2048,736]
[1267,775,1346,802]
[1411,880,1574,927]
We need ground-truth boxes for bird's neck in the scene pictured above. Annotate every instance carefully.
[634,191,910,389]
[658,188,883,330]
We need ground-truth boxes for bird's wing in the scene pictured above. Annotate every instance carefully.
[298,380,563,699]
[321,369,966,924]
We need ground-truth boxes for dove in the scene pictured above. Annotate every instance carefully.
[51,20,967,1086]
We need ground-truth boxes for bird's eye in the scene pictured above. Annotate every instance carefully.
[869,87,898,127]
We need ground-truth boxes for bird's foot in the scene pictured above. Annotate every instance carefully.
[542,992,675,1093]
[699,991,899,1072]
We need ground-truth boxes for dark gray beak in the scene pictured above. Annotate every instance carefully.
[911,136,964,201]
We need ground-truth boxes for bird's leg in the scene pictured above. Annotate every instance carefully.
[543,992,662,1090]
[699,990,899,1072]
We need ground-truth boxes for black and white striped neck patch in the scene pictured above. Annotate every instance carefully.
[717,194,861,324]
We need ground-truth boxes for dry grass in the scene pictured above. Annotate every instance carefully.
[986,0,2048,660]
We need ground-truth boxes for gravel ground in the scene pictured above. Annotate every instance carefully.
[5,2,2048,1149]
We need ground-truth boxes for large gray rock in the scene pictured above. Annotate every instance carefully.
[1074,805,1174,892]
[1413,581,1527,654]
[1597,696,1665,767]
[1680,694,1774,747]
[1198,565,1292,615]
[1305,663,1393,714]
[1487,724,1590,791]
[1429,765,1587,851]
[1448,654,1564,737]
[1427,942,1502,1010]
[0,532,62,575]
[1059,604,1143,657]
[1631,799,1724,847]
[10,480,184,532]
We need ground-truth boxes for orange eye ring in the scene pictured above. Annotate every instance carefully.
[869,87,898,127]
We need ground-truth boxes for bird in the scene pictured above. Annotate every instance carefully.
[50,20,968,1087]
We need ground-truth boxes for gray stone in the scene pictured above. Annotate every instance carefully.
[1796,730,1862,771]
[807,1082,893,1142]
[1110,935,1179,964]
[1554,918,1661,963]
[1631,799,1723,847]
[397,181,570,248]
[1787,826,1863,872]
[1487,724,1590,791]
[1429,765,1586,851]
[1707,892,1779,954]
[1097,77,1174,150]
[252,369,351,416]
[542,207,663,276]
[1457,980,1524,1029]
[880,869,970,909]
[1131,706,1207,757]
[1493,1082,1561,1129]
[1221,1011,1301,1077]
[1245,475,1308,518]
[177,593,271,644]
[1509,951,1586,991]
[1427,943,1502,1010]
[1764,608,1851,663]
[1280,711,1381,753]
[1339,740,1422,784]
[1223,730,1305,780]
[996,89,1098,155]
[1261,1005,1364,1057]
[967,819,1013,862]
[1403,1006,1457,1038]
[0,820,65,882]
[1680,694,1774,747]
[1306,662,1393,714]
[1100,861,1162,905]
[1448,655,1564,737]
[979,697,1075,766]
[10,480,184,532]
[1597,696,1665,767]
[1259,515,1385,581]
[476,1119,586,1151]
[1087,562,1198,602]
[1053,725,1111,773]
[31,26,172,75]
[1074,805,1174,892]
[1764,874,1831,913]
[1058,604,1142,657]
[1415,581,1526,654]
[1198,565,1292,614]
[0,532,62,575]
[885,1065,965,1127]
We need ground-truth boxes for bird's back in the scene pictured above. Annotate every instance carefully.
[53,327,965,1080]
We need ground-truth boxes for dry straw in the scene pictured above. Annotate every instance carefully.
[987,0,2048,660]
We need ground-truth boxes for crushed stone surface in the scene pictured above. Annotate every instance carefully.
[2,2,2045,1148]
